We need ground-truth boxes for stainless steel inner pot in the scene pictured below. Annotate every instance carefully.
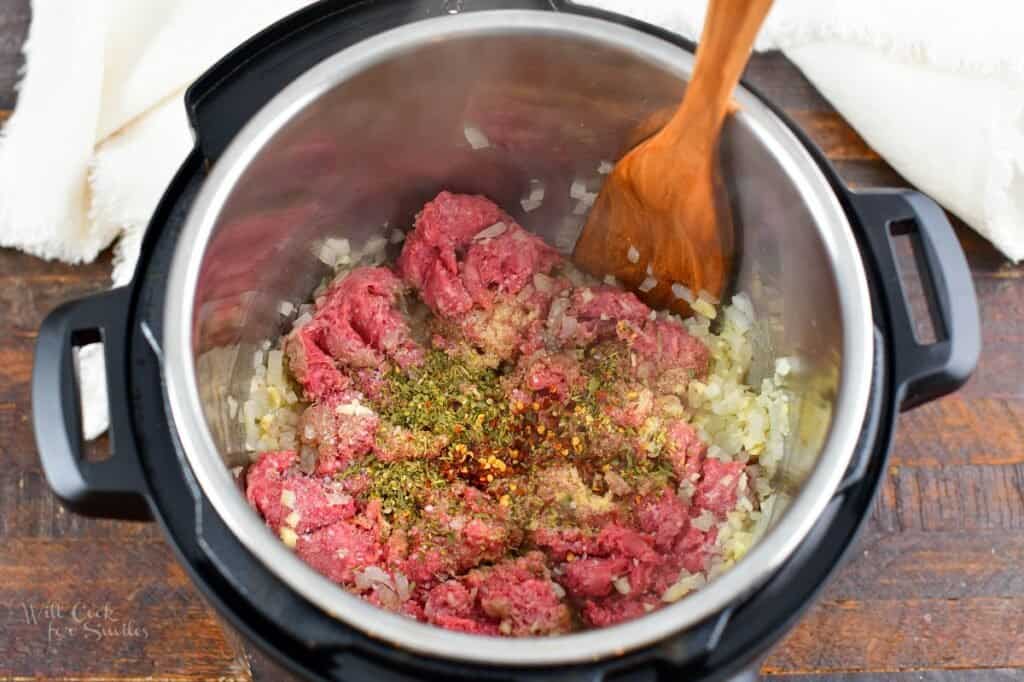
[164,10,873,666]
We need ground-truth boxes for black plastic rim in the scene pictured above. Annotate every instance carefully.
[114,2,901,680]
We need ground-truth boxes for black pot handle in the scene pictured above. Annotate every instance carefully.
[32,287,151,520]
[186,0,565,163]
[851,189,980,411]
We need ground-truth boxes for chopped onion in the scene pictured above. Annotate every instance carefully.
[692,298,718,319]
[551,582,567,599]
[335,400,375,417]
[638,276,659,293]
[394,571,412,602]
[613,576,632,595]
[662,572,707,603]
[671,283,695,304]
[325,491,352,507]
[691,509,716,532]
[627,245,640,264]
[464,125,490,150]
[317,237,351,267]
[278,301,295,317]
[533,272,554,293]
[598,160,614,174]
[473,221,508,241]
[363,236,388,262]
[317,243,336,266]
[279,527,298,548]
[355,566,392,592]
[522,179,546,208]
[280,489,296,509]
[267,350,284,388]
[285,511,301,528]
[570,179,588,199]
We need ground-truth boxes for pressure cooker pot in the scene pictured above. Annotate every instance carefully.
[33,2,980,680]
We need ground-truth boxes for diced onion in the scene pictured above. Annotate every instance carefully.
[662,572,707,603]
[533,273,554,293]
[627,245,640,264]
[280,489,296,509]
[692,298,717,319]
[267,350,284,388]
[394,571,412,601]
[325,491,353,507]
[464,125,490,150]
[279,527,298,548]
[638,276,658,293]
[528,184,545,202]
[691,509,716,531]
[335,401,375,417]
[473,222,508,241]
[671,283,695,304]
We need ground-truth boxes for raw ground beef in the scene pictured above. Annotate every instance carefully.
[423,552,571,636]
[245,191,761,637]
[285,267,423,402]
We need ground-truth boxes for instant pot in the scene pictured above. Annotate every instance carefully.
[32,1,980,680]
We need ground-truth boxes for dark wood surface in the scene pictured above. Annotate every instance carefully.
[2,3,1022,680]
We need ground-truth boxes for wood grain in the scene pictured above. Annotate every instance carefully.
[822,529,1024,601]
[0,19,1020,682]
[788,110,880,162]
[0,540,249,680]
[768,671,1024,681]
[764,597,1024,674]
[0,0,27,110]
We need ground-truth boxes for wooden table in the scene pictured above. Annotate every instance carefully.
[2,4,1021,681]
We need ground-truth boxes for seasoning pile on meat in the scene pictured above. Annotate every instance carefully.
[243,191,786,636]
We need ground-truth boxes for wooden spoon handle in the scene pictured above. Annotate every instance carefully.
[660,0,774,145]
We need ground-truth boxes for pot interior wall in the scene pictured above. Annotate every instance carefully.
[191,27,841,533]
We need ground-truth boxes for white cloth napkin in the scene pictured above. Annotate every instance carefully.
[2,0,1021,438]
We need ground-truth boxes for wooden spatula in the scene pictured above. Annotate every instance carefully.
[573,0,774,314]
